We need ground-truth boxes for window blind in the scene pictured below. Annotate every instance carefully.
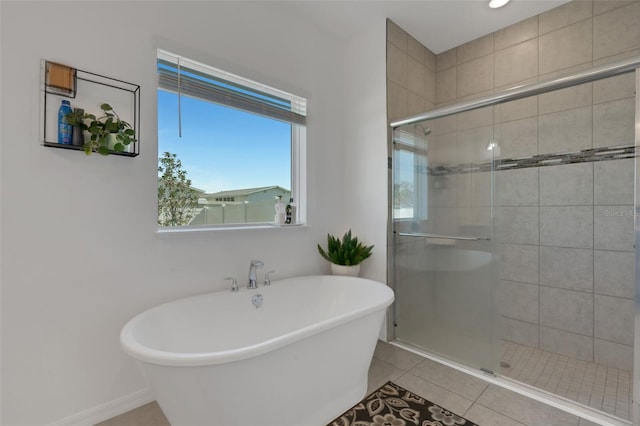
[157,50,306,126]
[393,129,428,155]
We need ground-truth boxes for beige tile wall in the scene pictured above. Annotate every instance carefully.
[386,20,438,309]
[386,19,437,122]
[388,0,640,373]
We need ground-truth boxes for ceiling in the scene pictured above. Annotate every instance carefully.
[288,0,572,54]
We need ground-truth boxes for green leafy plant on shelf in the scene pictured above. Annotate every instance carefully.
[65,103,137,155]
[317,229,374,266]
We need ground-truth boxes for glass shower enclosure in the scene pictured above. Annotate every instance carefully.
[392,113,498,374]
[390,57,640,424]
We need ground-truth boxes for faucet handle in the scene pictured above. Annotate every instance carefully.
[263,270,276,286]
[224,277,239,292]
[252,259,264,268]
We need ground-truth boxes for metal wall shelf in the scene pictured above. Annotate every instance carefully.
[41,142,138,157]
[40,60,141,157]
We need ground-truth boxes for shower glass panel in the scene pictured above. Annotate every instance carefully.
[391,68,637,423]
[392,107,498,373]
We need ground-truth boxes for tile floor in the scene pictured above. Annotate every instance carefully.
[98,341,611,426]
[370,341,603,426]
[501,340,631,421]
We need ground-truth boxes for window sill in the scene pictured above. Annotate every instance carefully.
[155,222,307,237]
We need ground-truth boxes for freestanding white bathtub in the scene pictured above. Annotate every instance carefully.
[120,275,394,426]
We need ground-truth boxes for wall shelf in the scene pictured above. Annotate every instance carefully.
[40,60,141,157]
[41,142,139,157]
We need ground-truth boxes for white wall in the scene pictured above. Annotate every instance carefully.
[0,2,352,424]
[342,21,389,284]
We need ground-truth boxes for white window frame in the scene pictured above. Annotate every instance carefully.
[156,49,307,231]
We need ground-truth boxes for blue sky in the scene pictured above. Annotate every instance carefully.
[158,90,291,193]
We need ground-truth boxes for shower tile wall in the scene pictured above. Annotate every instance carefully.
[498,157,635,370]
[386,19,438,304]
[386,19,437,123]
[440,0,639,372]
[388,0,639,373]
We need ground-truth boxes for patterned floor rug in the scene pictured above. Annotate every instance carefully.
[327,381,479,426]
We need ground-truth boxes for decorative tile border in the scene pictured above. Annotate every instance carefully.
[429,144,637,176]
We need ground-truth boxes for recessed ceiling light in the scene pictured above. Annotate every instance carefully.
[489,0,510,8]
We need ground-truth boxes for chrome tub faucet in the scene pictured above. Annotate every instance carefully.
[248,259,264,289]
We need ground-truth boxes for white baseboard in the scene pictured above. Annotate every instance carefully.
[47,388,154,426]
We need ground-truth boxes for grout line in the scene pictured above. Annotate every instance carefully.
[470,402,530,426]
[591,109,597,367]
[462,383,491,417]
[404,356,491,404]
[400,369,477,409]
[537,146,542,352]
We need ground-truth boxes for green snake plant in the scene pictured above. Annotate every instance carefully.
[317,229,374,266]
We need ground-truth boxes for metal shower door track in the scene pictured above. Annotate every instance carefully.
[390,55,640,128]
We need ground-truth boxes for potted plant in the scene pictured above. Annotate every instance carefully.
[65,103,137,155]
[317,229,374,276]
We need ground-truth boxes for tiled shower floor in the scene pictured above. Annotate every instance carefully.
[501,340,631,421]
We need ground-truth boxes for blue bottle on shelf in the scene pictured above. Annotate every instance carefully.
[57,100,73,144]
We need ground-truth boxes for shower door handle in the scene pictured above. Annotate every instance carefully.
[396,232,490,241]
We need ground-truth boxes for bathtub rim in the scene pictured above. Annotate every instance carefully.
[120,275,394,367]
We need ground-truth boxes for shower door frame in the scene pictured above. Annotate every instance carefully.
[389,55,640,426]
[633,66,640,426]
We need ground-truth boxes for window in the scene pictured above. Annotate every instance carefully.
[156,49,306,229]
[393,128,428,221]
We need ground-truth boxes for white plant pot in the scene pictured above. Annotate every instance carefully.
[104,133,133,152]
[104,133,119,150]
[330,263,361,277]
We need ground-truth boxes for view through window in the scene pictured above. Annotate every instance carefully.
[157,50,306,228]
[393,128,428,221]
